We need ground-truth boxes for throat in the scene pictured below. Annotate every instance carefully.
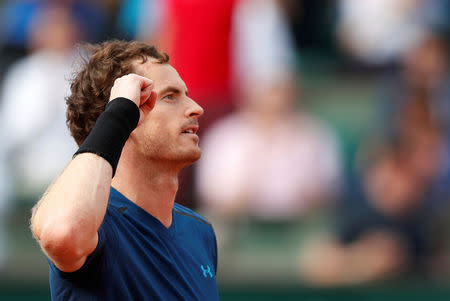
[112,170,179,228]
[111,143,182,228]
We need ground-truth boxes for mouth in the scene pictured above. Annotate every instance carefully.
[181,125,199,135]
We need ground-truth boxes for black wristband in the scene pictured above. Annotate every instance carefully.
[74,97,140,176]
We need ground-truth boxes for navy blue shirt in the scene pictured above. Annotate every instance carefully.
[49,188,219,300]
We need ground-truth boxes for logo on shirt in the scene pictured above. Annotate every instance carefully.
[200,265,214,278]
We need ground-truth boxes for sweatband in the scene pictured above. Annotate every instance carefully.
[74,97,140,176]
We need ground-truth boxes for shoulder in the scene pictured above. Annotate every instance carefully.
[173,203,213,228]
[173,204,217,259]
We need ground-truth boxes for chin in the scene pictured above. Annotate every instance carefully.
[169,146,202,168]
[183,148,202,164]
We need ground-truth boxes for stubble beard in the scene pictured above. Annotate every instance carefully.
[141,137,202,169]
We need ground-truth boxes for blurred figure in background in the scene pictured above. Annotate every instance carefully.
[299,31,449,285]
[194,0,343,281]
[232,0,297,95]
[197,70,342,280]
[378,31,450,209]
[198,74,341,222]
[380,33,449,128]
[299,138,437,285]
[0,0,111,278]
[0,4,81,207]
[0,0,108,81]
[156,0,298,208]
[336,0,448,68]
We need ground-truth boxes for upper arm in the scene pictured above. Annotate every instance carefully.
[30,154,112,273]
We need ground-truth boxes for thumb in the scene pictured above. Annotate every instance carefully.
[137,91,157,126]
[147,90,157,110]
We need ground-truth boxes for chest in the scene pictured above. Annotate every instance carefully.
[104,219,218,300]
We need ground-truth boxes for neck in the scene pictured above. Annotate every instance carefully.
[111,148,180,228]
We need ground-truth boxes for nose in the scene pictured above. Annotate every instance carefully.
[185,97,204,118]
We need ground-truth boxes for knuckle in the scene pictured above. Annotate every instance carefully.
[114,76,124,84]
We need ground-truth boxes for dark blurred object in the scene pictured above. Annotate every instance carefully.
[278,0,338,55]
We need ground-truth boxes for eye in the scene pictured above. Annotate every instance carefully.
[163,94,174,101]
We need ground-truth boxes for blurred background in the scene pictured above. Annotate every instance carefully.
[0,0,449,300]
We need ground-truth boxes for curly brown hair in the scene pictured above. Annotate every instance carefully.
[66,40,169,146]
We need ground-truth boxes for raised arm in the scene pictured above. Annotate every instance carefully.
[30,74,155,272]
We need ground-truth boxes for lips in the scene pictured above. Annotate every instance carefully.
[181,124,199,134]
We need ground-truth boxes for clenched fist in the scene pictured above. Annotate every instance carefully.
[109,74,157,123]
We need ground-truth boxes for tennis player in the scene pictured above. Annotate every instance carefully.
[30,40,219,300]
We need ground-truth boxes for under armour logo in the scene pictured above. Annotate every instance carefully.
[200,265,214,278]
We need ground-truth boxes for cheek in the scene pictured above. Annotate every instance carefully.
[139,115,178,143]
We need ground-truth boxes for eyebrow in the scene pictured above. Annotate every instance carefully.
[158,86,189,97]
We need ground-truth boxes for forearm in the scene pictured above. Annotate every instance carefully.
[31,153,112,271]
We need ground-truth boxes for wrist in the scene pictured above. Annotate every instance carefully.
[74,97,139,176]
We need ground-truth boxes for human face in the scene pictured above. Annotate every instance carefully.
[131,60,204,165]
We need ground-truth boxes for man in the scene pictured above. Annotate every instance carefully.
[30,40,219,300]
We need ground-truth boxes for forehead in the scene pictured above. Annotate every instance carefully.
[133,59,187,93]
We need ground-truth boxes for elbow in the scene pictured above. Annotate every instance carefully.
[39,222,85,260]
[34,217,96,268]
[29,200,99,272]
